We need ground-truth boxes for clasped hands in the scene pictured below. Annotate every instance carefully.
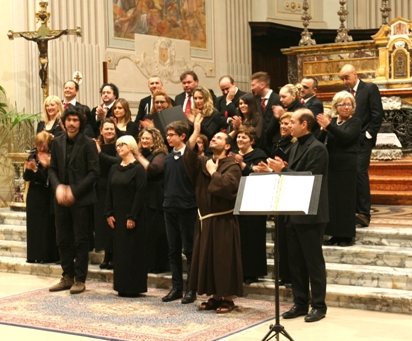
[254,157,288,173]
[55,184,76,207]
[316,113,331,130]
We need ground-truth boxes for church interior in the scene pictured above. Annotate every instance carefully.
[1,1,412,340]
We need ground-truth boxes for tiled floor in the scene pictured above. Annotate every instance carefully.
[1,273,411,341]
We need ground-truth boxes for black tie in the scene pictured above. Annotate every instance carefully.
[172,150,181,160]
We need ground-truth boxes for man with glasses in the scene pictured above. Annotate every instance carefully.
[161,121,198,304]
[339,64,383,227]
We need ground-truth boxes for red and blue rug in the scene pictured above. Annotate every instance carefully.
[0,282,291,341]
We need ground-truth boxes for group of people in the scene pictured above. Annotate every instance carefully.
[24,63,383,321]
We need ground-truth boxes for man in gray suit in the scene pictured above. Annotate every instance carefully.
[48,106,99,294]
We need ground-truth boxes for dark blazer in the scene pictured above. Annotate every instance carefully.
[49,132,99,207]
[37,120,63,137]
[136,95,152,122]
[89,106,114,138]
[282,133,329,224]
[216,89,246,129]
[257,91,281,128]
[304,96,324,135]
[175,90,217,108]
[349,79,383,140]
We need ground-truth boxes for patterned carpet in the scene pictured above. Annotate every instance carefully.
[371,205,412,226]
[0,282,291,341]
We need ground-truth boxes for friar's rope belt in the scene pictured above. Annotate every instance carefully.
[197,209,234,231]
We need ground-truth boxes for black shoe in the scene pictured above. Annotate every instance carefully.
[339,238,354,247]
[323,237,340,246]
[356,213,370,227]
[162,288,183,302]
[282,305,308,319]
[106,261,114,270]
[244,277,259,285]
[279,280,292,288]
[181,290,197,304]
[305,308,326,322]
[99,262,108,269]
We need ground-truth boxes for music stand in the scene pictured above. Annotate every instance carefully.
[234,172,322,341]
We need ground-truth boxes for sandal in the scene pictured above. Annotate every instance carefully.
[199,298,222,311]
[216,300,236,314]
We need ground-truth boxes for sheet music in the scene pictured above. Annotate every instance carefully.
[239,174,280,211]
[276,176,314,213]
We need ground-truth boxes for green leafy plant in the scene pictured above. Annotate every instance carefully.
[0,85,41,150]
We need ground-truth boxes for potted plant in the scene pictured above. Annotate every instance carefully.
[0,85,41,209]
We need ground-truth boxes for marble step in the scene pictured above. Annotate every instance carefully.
[265,242,412,268]
[371,189,412,205]
[264,259,412,291]
[1,257,411,315]
[0,224,26,242]
[0,208,26,226]
[369,176,412,191]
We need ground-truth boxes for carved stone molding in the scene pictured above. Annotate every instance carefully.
[381,96,402,110]
[284,2,303,12]
[106,36,215,84]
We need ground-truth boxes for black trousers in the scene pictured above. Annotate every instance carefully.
[55,204,90,283]
[164,207,197,291]
[287,222,327,312]
[356,136,375,219]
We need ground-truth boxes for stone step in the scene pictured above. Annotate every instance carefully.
[1,257,411,314]
[356,227,412,247]
[263,259,412,291]
[369,160,412,176]
[371,189,412,205]
[370,176,412,191]
[0,224,26,242]
[0,208,26,226]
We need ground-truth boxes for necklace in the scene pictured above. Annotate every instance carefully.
[336,120,345,126]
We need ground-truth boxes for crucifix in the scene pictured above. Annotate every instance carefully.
[7,1,82,101]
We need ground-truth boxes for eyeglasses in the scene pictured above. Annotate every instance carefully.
[154,101,166,105]
[166,133,178,138]
[116,142,127,149]
[336,104,353,108]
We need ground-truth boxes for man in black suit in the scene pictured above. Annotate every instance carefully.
[339,64,383,227]
[215,75,246,129]
[251,72,281,152]
[48,106,99,294]
[175,71,217,112]
[268,108,328,322]
[89,83,119,137]
[300,76,324,135]
[62,80,93,137]
[135,76,163,122]
[175,71,199,112]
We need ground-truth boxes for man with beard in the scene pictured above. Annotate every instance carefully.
[183,113,243,314]
[89,83,119,137]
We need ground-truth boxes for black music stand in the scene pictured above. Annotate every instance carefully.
[234,172,322,341]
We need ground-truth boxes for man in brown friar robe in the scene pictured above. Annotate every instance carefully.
[183,113,243,314]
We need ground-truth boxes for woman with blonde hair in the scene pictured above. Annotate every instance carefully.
[24,131,59,263]
[136,127,169,273]
[112,98,138,137]
[105,135,147,297]
[37,95,64,136]
[186,86,221,141]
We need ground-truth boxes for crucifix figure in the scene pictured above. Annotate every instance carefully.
[7,1,82,101]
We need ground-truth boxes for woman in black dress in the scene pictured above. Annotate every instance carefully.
[317,91,362,246]
[186,86,221,141]
[24,131,59,263]
[105,135,147,297]
[37,95,64,137]
[94,118,118,269]
[112,98,138,137]
[135,127,169,273]
[265,84,303,153]
[231,125,268,284]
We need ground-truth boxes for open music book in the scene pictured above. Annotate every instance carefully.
[234,173,322,216]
